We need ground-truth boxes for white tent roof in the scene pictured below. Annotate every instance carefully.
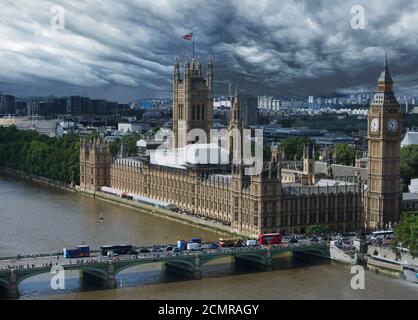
[401,131,418,147]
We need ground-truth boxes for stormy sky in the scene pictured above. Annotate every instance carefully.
[1,0,418,102]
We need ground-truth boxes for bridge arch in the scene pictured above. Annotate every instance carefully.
[271,249,293,260]
[113,260,164,275]
[0,277,10,290]
[200,251,267,267]
[291,247,330,259]
[15,268,53,287]
[113,257,196,277]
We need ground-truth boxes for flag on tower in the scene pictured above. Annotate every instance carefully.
[182,33,193,40]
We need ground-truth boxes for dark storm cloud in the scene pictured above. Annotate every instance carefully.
[0,0,418,102]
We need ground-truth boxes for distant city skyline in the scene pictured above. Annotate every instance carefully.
[1,0,418,102]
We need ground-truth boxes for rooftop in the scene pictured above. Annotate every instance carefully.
[401,131,418,147]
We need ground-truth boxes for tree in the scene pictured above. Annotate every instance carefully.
[306,225,330,235]
[400,145,418,187]
[279,137,315,160]
[0,126,80,184]
[392,212,418,257]
[335,144,356,166]
[108,133,140,157]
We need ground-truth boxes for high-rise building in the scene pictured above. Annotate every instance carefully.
[173,56,213,148]
[308,96,314,104]
[66,96,81,114]
[0,94,16,115]
[15,101,28,116]
[89,99,107,114]
[240,97,258,127]
[366,55,402,230]
[66,96,90,115]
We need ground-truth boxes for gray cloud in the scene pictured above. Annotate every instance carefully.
[0,0,417,102]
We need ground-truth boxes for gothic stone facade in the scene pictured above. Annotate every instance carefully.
[79,56,400,237]
[80,139,111,190]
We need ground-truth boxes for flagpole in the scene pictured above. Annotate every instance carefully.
[192,32,195,59]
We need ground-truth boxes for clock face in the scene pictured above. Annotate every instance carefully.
[387,119,398,132]
[370,118,379,133]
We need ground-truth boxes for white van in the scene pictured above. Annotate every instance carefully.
[187,242,201,251]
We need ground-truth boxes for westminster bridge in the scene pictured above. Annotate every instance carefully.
[0,243,329,299]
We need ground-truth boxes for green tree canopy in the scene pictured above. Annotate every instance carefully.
[392,212,418,257]
[306,225,330,235]
[279,137,315,160]
[334,144,358,166]
[109,133,140,157]
[0,126,80,184]
[400,145,418,187]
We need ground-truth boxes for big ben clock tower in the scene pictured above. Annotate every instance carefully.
[366,54,401,230]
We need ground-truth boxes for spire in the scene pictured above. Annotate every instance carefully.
[197,56,201,72]
[229,84,242,132]
[207,56,213,90]
[119,141,125,159]
[184,55,191,79]
[378,52,393,87]
[174,56,180,79]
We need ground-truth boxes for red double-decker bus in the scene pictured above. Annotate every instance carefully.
[258,233,281,245]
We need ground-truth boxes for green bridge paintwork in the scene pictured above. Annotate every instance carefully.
[0,244,329,299]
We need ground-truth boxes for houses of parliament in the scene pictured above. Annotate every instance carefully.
[80,55,402,237]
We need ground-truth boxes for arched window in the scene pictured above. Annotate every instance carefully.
[201,105,205,120]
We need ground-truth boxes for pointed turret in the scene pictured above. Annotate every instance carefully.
[229,85,242,129]
[207,56,213,91]
[196,57,202,75]
[184,55,190,76]
[173,56,180,81]
[377,52,393,92]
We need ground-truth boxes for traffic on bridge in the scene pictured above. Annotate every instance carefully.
[0,233,328,272]
[0,233,330,299]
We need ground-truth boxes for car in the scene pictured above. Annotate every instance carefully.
[171,247,181,253]
[234,241,244,247]
[138,248,150,254]
[208,243,219,249]
[310,237,319,242]
[151,247,162,252]
[107,251,117,257]
[289,238,298,244]
[165,246,173,252]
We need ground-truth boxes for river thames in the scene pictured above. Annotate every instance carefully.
[0,173,417,300]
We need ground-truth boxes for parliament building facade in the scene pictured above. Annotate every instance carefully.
[80,56,401,237]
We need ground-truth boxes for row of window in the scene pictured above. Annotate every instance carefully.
[191,104,206,121]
